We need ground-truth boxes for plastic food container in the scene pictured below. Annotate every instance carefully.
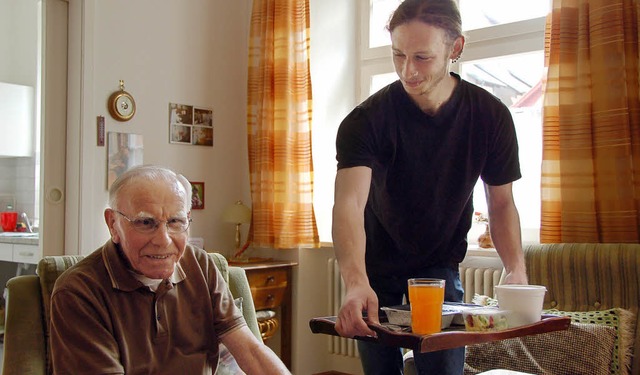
[381,304,465,329]
[462,307,510,332]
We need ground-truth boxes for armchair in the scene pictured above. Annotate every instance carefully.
[2,252,260,375]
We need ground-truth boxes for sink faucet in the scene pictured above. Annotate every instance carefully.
[20,212,33,233]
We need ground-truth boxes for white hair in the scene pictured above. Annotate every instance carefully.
[108,165,192,212]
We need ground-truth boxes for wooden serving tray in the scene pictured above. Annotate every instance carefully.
[309,314,571,353]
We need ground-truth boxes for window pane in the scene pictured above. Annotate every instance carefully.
[460,51,544,244]
[369,0,401,48]
[370,72,397,95]
[460,0,550,31]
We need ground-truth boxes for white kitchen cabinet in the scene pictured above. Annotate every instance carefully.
[0,242,39,264]
[13,244,39,264]
[0,243,13,262]
[0,82,34,157]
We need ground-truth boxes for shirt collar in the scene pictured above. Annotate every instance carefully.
[102,240,187,292]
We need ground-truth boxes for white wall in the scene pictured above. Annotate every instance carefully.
[68,0,253,257]
[309,0,358,242]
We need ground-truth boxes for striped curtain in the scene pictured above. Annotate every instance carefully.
[246,0,320,249]
[541,0,640,242]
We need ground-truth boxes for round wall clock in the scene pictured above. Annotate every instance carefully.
[108,80,136,121]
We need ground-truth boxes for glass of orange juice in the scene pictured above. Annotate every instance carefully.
[408,278,446,335]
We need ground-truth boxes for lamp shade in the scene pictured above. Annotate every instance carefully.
[222,200,251,224]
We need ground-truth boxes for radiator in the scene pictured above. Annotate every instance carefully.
[327,258,359,358]
[459,265,502,303]
[326,258,502,357]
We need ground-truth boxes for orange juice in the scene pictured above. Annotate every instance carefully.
[408,279,445,335]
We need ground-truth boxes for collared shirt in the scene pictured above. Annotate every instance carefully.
[50,241,245,375]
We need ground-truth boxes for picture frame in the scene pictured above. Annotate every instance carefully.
[107,132,143,189]
[190,181,205,210]
[169,103,214,147]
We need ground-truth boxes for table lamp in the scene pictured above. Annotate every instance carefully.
[222,200,252,251]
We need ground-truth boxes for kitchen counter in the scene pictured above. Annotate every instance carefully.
[0,233,39,246]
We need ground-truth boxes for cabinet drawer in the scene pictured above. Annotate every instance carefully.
[251,285,286,310]
[246,268,288,310]
[0,243,12,262]
[13,244,39,264]
[246,268,288,288]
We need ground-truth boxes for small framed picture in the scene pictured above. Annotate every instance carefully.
[107,132,143,189]
[194,107,213,127]
[190,181,205,210]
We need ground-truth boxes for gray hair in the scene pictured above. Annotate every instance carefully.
[108,165,192,212]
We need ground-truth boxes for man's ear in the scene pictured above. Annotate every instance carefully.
[450,35,465,60]
[104,209,120,243]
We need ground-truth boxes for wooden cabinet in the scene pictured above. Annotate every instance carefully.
[234,260,297,369]
[246,267,288,310]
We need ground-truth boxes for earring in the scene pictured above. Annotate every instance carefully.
[451,49,463,63]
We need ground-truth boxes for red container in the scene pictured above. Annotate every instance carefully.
[1,212,18,232]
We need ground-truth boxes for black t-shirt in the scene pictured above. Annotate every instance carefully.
[336,73,521,280]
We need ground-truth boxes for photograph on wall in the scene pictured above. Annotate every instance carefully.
[169,102,214,147]
[192,126,214,146]
[169,103,193,125]
[107,132,143,189]
[193,107,213,127]
[170,124,192,144]
[190,181,205,210]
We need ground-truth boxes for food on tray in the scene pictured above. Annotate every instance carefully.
[382,303,480,329]
[463,308,509,331]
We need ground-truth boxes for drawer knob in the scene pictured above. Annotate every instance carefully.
[266,276,276,284]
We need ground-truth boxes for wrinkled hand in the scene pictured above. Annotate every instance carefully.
[503,269,528,285]
[335,284,379,338]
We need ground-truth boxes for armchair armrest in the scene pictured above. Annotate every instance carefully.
[228,266,262,341]
[3,275,47,375]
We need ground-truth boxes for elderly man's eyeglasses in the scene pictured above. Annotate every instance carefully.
[114,210,192,234]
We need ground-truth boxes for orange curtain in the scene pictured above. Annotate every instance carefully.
[246,0,320,249]
[541,0,640,242]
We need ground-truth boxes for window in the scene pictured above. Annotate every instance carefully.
[357,0,549,245]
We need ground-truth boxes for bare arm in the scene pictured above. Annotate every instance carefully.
[221,326,290,375]
[485,182,528,284]
[332,166,379,337]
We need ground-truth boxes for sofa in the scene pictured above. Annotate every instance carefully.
[401,243,640,375]
[466,243,640,375]
[1,252,261,375]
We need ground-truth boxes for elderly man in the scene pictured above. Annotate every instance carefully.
[50,165,290,375]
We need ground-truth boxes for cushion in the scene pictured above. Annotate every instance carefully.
[464,322,617,375]
[464,308,635,375]
[216,343,246,375]
[36,255,85,375]
[216,298,245,375]
[543,308,635,375]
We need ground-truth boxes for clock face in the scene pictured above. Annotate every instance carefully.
[117,95,134,117]
[108,91,136,121]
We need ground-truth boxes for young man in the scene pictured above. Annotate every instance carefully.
[332,0,528,374]
[50,165,290,375]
